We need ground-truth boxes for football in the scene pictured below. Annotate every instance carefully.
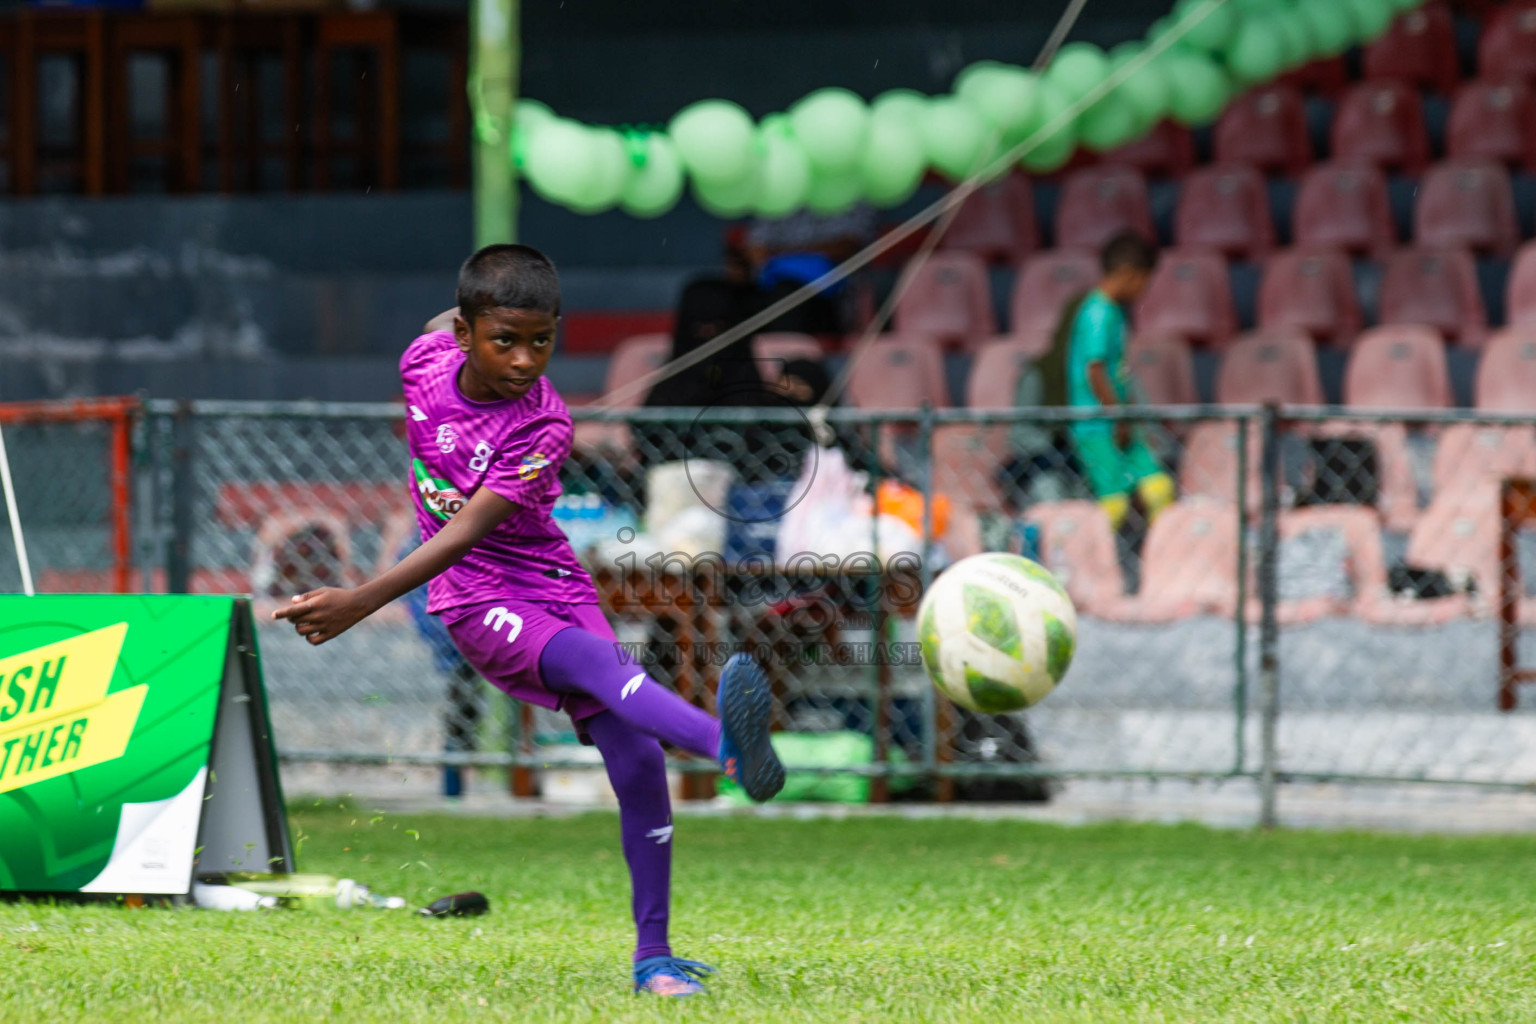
[917,552,1078,713]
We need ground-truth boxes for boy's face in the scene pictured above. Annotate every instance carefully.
[455,306,557,402]
[1104,266,1152,305]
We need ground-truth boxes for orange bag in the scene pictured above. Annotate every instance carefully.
[875,480,951,540]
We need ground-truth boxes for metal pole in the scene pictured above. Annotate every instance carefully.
[470,0,519,247]
[1257,404,1281,828]
[167,401,195,595]
[918,405,937,782]
[0,423,34,596]
[1233,415,1249,774]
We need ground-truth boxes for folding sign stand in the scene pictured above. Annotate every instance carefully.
[0,596,292,900]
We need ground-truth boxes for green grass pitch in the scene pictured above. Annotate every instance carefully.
[4,804,1535,1023]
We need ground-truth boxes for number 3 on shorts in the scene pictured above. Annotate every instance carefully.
[483,606,524,644]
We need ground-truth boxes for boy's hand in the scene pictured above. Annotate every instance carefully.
[272,587,373,645]
[1115,420,1131,450]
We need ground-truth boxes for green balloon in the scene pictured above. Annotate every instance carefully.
[789,88,870,175]
[621,133,685,218]
[509,99,556,167]
[1346,0,1395,40]
[669,99,757,185]
[693,166,762,218]
[1109,43,1172,130]
[1078,94,1142,152]
[804,168,863,215]
[1165,50,1230,126]
[955,63,1040,146]
[1172,0,1239,51]
[565,127,631,214]
[754,131,813,218]
[1045,42,1111,105]
[1279,12,1317,68]
[760,112,795,139]
[1299,0,1356,56]
[920,96,994,181]
[1019,80,1077,173]
[1226,16,1287,84]
[523,118,599,208]
[859,113,927,207]
[871,89,930,129]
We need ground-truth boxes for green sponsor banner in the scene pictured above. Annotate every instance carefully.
[0,595,290,896]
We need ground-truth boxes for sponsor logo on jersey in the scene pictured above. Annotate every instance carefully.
[435,423,458,454]
[518,452,551,481]
[413,458,466,521]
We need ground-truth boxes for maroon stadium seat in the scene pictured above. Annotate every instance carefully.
[1134,248,1238,350]
[1257,248,1362,347]
[891,250,996,345]
[966,335,1040,408]
[1126,332,1198,407]
[1215,329,1325,406]
[1475,328,1536,410]
[1054,164,1155,250]
[1330,81,1431,175]
[1377,247,1488,349]
[753,333,824,375]
[1101,120,1197,178]
[1100,498,1240,622]
[844,334,949,410]
[572,333,671,456]
[1447,80,1536,171]
[1413,159,1519,257]
[1479,3,1536,87]
[1293,162,1396,257]
[1009,249,1099,338]
[1173,163,1274,260]
[1023,500,1127,617]
[1362,3,1461,94]
[1214,85,1312,177]
[1506,243,1536,326]
[938,171,1038,264]
[1343,325,1452,409]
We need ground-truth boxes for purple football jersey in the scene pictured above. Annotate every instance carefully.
[400,330,599,613]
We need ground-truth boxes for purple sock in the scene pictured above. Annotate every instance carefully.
[586,711,674,962]
[539,627,721,758]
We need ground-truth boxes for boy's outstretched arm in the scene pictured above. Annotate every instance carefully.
[273,487,516,645]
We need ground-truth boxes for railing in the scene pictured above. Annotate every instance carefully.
[5,397,1536,820]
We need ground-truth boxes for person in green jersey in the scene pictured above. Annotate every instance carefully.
[1066,231,1176,530]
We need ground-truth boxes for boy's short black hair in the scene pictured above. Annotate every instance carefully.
[456,243,561,324]
[1100,230,1159,275]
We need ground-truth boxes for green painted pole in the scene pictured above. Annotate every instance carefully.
[470,0,519,247]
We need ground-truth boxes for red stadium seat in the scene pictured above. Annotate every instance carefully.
[1213,85,1312,177]
[1479,3,1536,86]
[1054,164,1155,250]
[753,333,824,370]
[1475,328,1536,410]
[1362,3,1461,94]
[1414,159,1519,257]
[1330,81,1431,175]
[1173,163,1274,260]
[1257,248,1363,348]
[1009,249,1099,338]
[844,334,949,410]
[1343,325,1452,409]
[1432,422,1536,492]
[572,333,671,456]
[932,425,1007,512]
[1134,248,1239,350]
[1101,498,1240,622]
[1293,162,1396,258]
[891,250,996,345]
[1405,481,1502,613]
[966,335,1041,408]
[938,171,1038,264]
[1378,247,1488,349]
[1277,507,1393,624]
[1506,243,1536,326]
[1447,80,1536,171]
[1101,120,1197,178]
[1126,332,1198,407]
[1215,330,1325,406]
[1279,56,1350,97]
[1179,421,1263,512]
[1023,500,1126,617]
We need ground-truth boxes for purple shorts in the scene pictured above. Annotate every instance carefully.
[441,598,611,727]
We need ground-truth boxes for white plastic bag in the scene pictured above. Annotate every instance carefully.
[775,447,921,565]
[645,460,736,557]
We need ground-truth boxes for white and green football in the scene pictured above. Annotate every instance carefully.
[917,553,1077,713]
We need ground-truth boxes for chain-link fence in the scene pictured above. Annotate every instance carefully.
[9,397,1536,815]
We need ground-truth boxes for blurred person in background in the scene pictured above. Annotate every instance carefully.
[1065,231,1174,531]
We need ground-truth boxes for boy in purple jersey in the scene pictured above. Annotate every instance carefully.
[273,244,784,998]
